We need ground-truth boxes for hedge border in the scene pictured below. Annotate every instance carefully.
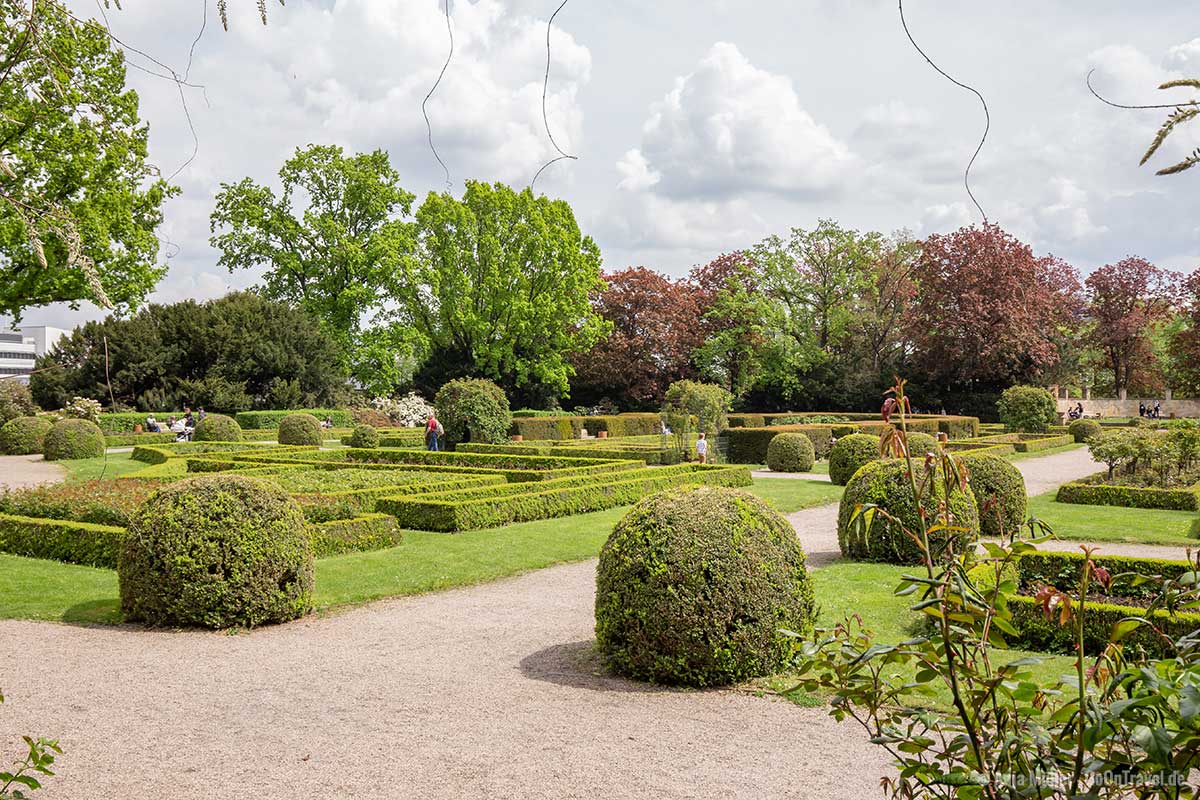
[1055,471,1200,511]
[0,512,126,568]
[311,514,403,557]
[234,409,352,429]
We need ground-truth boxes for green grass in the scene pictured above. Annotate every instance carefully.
[744,477,841,512]
[0,554,120,623]
[1027,492,1199,546]
[58,452,147,482]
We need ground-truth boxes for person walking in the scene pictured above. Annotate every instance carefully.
[1154,400,1162,419]
[1139,402,1146,418]
[426,414,442,452]
[695,432,708,464]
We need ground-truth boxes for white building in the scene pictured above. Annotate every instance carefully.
[0,326,68,383]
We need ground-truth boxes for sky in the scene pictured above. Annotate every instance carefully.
[12,0,1200,330]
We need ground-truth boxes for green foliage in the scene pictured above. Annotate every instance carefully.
[310,514,402,557]
[1068,418,1102,443]
[903,431,939,457]
[276,413,322,447]
[118,475,314,628]
[1137,79,1200,175]
[434,378,512,447]
[234,409,351,429]
[827,433,880,486]
[595,485,815,687]
[997,384,1058,432]
[1056,473,1200,511]
[374,429,425,448]
[193,414,242,443]
[61,396,101,424]
[765,432,815,472]
[348,424,380,449]
[837,458,979,564]
[0,383,36,425]
[960,452,1027,537]
[41,419,104,461]
[0,512,126,568]
[401,181,608,401]
[0,417,52,455]
[0,478,156,527]
[769,414,851,425]
[661,380,731,435]
[507,413,661,440]
[0,0,173,319]
[210,145,416,394]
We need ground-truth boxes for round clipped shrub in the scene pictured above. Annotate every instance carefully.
[0,416,54,455]
[42,418,105,461]
[961,452,1027,538]
[828,433,880,486]
[434,378,512,447]
[1068,418,1102,443]
[277,413,322,446]
[766,432,816,472]
[193,413,242,442]
[595,485,816,687]
[348,424,380,449]
[118,474,314,628]
[837,459,980,565]
[997,385,1057,433]
[903,431,939,457]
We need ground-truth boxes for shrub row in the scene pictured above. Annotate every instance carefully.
[1016,550,1197,602]
[726,421,897,463]
[105,432,178,447]
[0,512,126,568]
[1055,472,1200,511]
[1008,595,1199,658]
[0,416,54,455]
[310,514,403,557]
[508,413,661,440]
[378,465,752,531]
[457,441,682,465]
[374,430,426,448]
[294,474,506,517]
[234,409,352,429]
[97,411,174,433]
[724,412,978,438]
[1012,433,1075,452]
[341,447,644,473]
[130,442,309,465]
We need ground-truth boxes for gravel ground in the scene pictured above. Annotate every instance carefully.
[0,453,64,489]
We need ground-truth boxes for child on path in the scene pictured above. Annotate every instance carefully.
[695,432,708,464]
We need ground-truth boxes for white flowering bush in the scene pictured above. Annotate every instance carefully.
[62,396,102,424]
[371,393,435,427]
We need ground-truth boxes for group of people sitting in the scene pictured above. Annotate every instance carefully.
[1140,401,1164,420]
[144,407,206,442]
[1066,402,1086,420]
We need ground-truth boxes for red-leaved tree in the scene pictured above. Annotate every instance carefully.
[906,223,1082,390]
[569,267,703,409]
[1170,268,1200,395]
[1085,257,1181,396]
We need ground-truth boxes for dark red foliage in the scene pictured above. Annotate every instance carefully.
[906,223,1082,389]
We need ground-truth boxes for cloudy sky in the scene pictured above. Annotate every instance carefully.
[13,0,1200,330]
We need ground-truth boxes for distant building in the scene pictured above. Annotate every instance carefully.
[0,326,68,384]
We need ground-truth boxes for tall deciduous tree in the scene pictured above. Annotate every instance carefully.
[209,144,415,393]
[1085,257,1181,397]
[570,267,702,409]
[690,251,777,399]
[0,0,174,318]
[394,181,608,405]
[1170,269,1200,395]
[906,223,1081,390]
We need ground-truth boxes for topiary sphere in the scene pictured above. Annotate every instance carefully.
[277,413,322,446]
[828,433,881,486]
[434,378,512,447]
[118,474,314,628]
[961,453,1027,538]
[595,485,816,687]
[348,424,380,449]
[42,418,105,461]
[903,431,940,457]
[193,413,243,442]
[1068,418,1102,443]
[0,416,53,455]
[766,432,816,472]
[837,459,979,565]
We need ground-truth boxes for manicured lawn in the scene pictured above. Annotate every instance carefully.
[59,452,147,482]
[0,554,120,624]
[745,477,841,512]
[1027,493,1199,546]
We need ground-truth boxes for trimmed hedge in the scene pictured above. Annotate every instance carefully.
[435,378,512,447]
[1068,419,1102,443]
[594,486,816,687]
[118,474,315,628]
[0,416,54,455]
[837,459,979,564]
[97,411,174,433]
[43,418,106,461]
[375,429,425,448]
[828,434,880,486]
[766,433,815,472]
[105,432,178,447]
[376,464,752,531]
[960,452,1027,538]
[348,424,380,449]
[1017,550,1196,602]
[278,413,323,447]
[1013,433,1074,452]
[311,514,402,556]
[1055,472,1200,511]
[0,478,157,526]
[130,442,304,465]
[0,512,126,567]
[508,413,663,440]
[193,413,243,442]
[903,431,939,457]
[235,409,352,429]
[997,385,1057,433]
[1009,595,1200,658]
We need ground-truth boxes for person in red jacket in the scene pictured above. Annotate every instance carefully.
[425,414,443,451]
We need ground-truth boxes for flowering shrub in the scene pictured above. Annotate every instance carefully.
[371,393,434,427]
[61,396,102,424]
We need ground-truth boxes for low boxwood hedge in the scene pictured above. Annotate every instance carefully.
[507,413,662,441]
[0,416,54,455]
[375,429,425,448]
[43,418,106,461]
[1008,595,1200,658]
[311,514,402,556]
[1017,550,1195,602]
[1055,472,1200,511]
[97,411,173,433]
[378,464,752,531]
[1012,433,1074,452]
[0,512,126,567]
[235,409,352,429]
[105,432,178,447]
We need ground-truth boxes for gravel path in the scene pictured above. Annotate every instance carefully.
[0,453,64,489]
[0,561,889,799]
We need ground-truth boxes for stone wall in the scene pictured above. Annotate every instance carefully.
[1057,397,1200,419]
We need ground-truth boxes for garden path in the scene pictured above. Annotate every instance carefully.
[0,453,64,489]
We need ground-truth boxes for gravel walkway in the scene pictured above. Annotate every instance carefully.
[0,560,889,799]
[0,453,64,489]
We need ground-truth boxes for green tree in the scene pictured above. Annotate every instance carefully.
[396,181,608,404]
[690,252,777,399]
[0,0,174,319]
[210,145,415,393]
